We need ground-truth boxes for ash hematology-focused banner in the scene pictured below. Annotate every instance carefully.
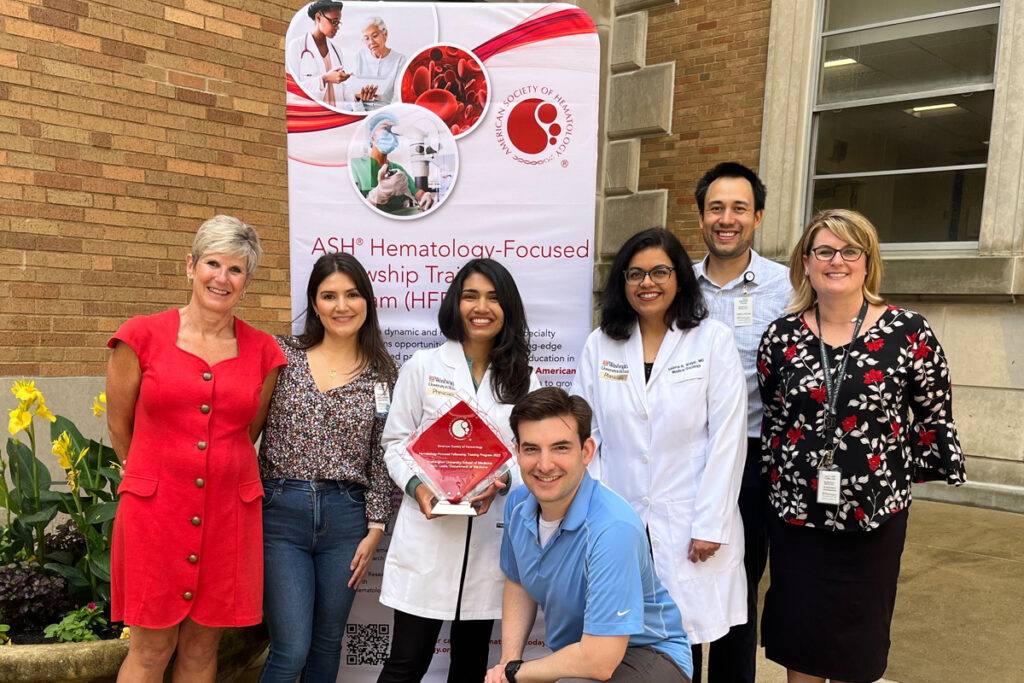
[284,3,598,680]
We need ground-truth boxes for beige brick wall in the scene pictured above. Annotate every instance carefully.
[0,0,295,378]
[639,0,771,253]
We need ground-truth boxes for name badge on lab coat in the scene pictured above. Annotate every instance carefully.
[426,374,458,398]
[667,358,705,382]
[598,360,628,382]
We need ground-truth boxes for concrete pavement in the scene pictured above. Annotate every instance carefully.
[733,499,1024,683]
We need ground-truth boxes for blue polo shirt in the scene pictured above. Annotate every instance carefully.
[501,472,692,677]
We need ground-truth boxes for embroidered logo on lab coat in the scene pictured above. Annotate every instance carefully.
[598,360,629,381]
[426,375,458,397]
[667,358,706,382]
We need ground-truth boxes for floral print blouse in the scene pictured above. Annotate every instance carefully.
[757,307,966,532]
[258,337,395,524]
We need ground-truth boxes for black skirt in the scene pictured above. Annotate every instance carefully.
[762,509,909,683]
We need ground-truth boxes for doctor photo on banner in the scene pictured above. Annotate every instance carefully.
[286,1,425,113]
[572,228,749,682]
[286,1,350,109]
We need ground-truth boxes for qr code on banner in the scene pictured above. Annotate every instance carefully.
[345,623,391,666]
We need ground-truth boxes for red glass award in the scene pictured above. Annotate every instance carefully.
[405,399,514,515]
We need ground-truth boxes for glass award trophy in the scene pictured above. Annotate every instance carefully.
[404,399,514,515]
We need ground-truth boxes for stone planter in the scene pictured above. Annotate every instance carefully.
[0,623,268,683]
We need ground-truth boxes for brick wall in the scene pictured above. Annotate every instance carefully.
[639,0,771,253]
[0,0,296,378]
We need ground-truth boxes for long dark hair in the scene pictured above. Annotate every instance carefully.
[599,228,707,340]
[437,258,531,404]
[289,252,397,383]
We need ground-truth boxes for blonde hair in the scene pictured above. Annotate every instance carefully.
[191,215,263,282]
[787,209,885,313]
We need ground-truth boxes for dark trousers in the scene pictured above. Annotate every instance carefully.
[376,609,493,683]
[690,437,768,683]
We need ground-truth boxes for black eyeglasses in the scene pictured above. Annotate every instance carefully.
[809,246,866,262]
[624,266,675,284]
[319,13,341,27]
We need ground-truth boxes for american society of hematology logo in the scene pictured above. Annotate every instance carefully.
[494,85,575,166]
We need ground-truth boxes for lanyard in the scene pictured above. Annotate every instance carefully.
[814,299,869,466]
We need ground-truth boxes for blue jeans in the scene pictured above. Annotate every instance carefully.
[259,479,368,683]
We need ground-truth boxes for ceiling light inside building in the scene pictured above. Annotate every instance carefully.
[824,57,858,68]
[905,102,962,118]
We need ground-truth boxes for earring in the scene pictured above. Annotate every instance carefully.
[241,290,247,300]
[187,273,193,282]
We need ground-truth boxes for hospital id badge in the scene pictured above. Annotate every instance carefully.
[374,382,391,418]
[817,465,842,505]
[734,296,754,327]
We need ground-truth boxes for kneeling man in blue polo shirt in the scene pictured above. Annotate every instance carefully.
[485,387,692,683]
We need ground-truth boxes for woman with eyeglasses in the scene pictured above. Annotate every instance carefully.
[757,209,966,683]
[286,1,350,108]
[572,228,748,680]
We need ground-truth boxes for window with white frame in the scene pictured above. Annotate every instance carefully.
[808,0,1000,245]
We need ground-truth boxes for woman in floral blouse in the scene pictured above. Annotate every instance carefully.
[258,252,397,682]
[757,209,966,683]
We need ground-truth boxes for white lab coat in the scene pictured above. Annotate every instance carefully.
[286,32,347,104]
[572,321,748,643]
[381,340,540,620]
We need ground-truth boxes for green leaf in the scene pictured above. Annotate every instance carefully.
[89,548,111,582]
[38,489,64,503]
[47,550,74,566]
[11,442,52,494]
[44,561,90,588]
[19,505,58,525]
[84,501,119,525]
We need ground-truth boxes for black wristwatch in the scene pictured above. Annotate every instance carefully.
[504,659,524,683]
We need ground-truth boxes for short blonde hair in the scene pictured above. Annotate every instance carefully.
[191,215,263,281]
[787,209,885,313]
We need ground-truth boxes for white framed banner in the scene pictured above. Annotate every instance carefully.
[284,3,598,680]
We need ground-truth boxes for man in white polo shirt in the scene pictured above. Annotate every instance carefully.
[485,387,692,683]
[692,162,792,683]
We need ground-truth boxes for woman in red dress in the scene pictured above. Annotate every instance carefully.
[105,215,286,682]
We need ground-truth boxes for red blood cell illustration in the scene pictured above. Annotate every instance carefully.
[416,89,459,125]
[402,45,489,137]
[411,66,431,97]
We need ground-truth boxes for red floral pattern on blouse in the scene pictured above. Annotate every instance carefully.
[758,307,966,531]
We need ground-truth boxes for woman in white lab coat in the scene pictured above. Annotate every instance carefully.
[572,228,748,681]
[285,1,350,108]
[378,258,539,683]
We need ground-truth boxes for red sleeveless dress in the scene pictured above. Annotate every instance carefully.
[107,309,286,628]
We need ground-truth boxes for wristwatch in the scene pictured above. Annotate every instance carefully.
[504,659,524,683]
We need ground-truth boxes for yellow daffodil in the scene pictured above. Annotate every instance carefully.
[92,392,107,418]
[8,406,32,436]
[53,431,73,470]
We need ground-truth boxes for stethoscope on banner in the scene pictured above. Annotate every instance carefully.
[298,33,343,78]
